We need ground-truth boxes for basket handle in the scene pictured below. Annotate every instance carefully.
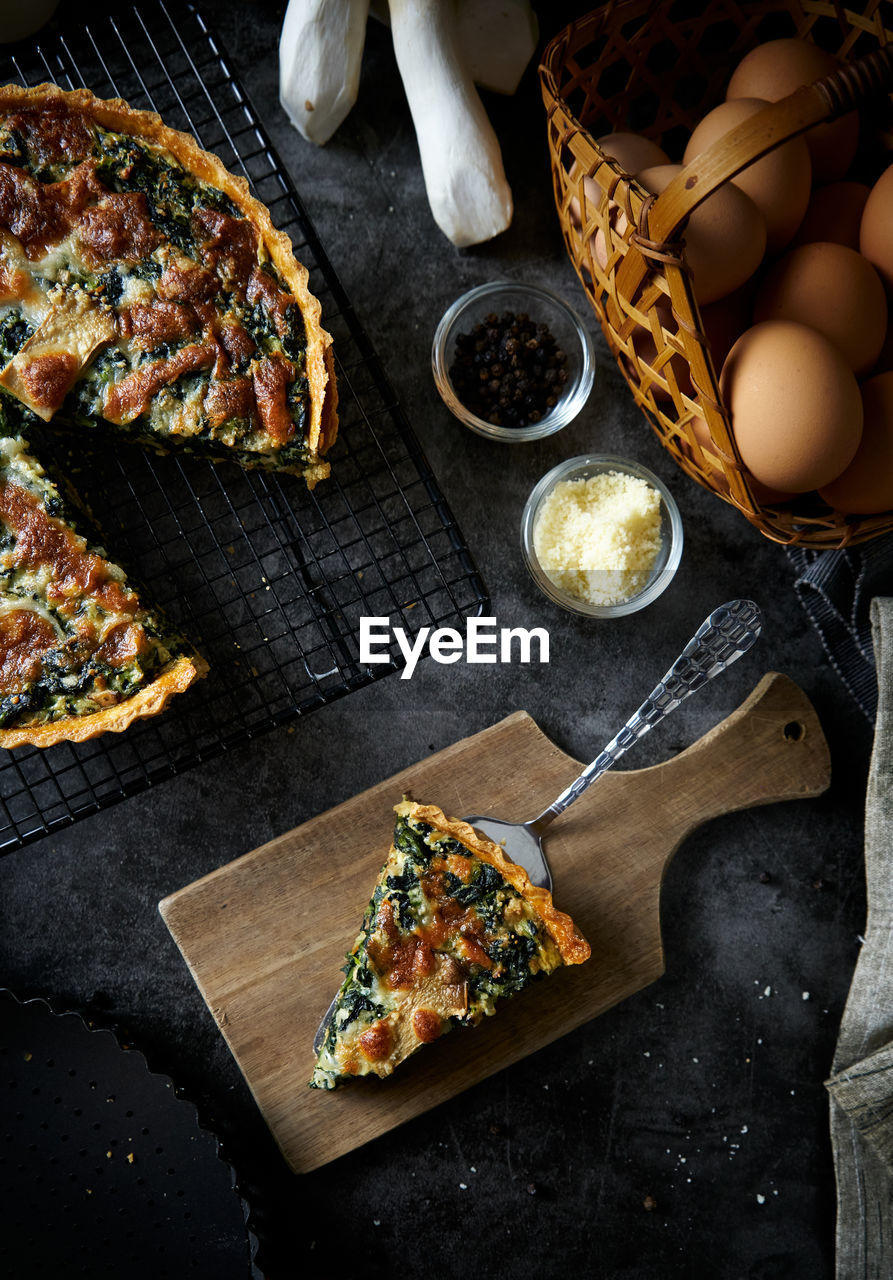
[614,45,893,302]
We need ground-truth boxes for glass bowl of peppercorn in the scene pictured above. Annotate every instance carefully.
[431,281,596,441]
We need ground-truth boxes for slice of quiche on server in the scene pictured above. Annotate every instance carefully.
[0,429,205,748]
[0,82,337,486]
[310,800,590,1090]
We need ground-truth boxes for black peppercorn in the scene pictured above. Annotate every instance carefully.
[448,308,571,428]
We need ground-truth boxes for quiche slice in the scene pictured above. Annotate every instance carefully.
[310,800,590,1090]
[0,83,337,486]
[0,432,205,748]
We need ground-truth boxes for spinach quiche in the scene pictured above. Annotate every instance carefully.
[310,800,590,1090]
[0,433,205,748]
[0,82,337,483]
[0,82,339,744]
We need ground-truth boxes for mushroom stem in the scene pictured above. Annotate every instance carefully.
[388,0,513,247]
[279,0,371,145]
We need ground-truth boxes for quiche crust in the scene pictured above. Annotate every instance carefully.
[0,652,207,749]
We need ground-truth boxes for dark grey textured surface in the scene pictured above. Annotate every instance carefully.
[0,4,875,1277]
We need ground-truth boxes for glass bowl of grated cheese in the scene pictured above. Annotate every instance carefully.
[521,455,683,617]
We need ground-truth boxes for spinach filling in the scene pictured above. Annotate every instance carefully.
[0,310,33,364]
[0,690,36,726]
[475,929,543,1000]
[0,611,185,726]
[0,125,25,167]
[0,115,314,464]
[0,438,190,728]
[95,267,125,306]
[390,815,549,1006]
[0,394,39,441]
[384,868,418,931]
[394,814,435,866]
[95,133,225,255]
[0,647,170,729]
[281,303,306,361]
[129,258,163,283]
[95,131,238,219]
[319,949,385,1057]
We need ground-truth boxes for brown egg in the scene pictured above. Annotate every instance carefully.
[719,320,863,492]
[874,321,893,376]
[590,229,608,271]
[792,181,871,250]
[688,415,793,503]
[726,38,859,183]
[819,373,893,513]
[700,280,759,370]
[591,206,629,270]
[754,242,887,375]
[860,164,893,296]
[680,415,731,493]
[595,131,670,175]
[638,163,766,304]
[567,162,601,232]
[683,98,811,253]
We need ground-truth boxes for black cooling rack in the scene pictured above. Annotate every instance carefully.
[0,2,488,855]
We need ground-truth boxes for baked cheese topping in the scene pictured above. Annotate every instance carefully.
[310,801,590,1090]
[0,434,192,731]
[0,100,325,476]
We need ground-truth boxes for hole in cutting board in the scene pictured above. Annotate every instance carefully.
[783,720,805,742]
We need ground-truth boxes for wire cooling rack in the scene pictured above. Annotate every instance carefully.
[0,2,488,855]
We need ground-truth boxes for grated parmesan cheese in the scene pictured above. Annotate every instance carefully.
[533,471,663,606]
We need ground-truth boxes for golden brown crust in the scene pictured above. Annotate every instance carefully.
[0,82,337,475]
[0,653,207,749]
[318,343,339,456]
[397,801,591,965]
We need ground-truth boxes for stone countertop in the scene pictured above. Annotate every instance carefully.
[0,3,874,1277]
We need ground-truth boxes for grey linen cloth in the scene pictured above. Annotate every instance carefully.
[825,596,893,1278]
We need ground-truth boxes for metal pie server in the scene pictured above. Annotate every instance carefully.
[465,599,762,890]
[312,600,761,1053]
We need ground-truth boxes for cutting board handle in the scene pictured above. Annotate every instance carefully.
[648,670,831,835]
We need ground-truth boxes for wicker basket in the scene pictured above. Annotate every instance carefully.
[540,1,893,547]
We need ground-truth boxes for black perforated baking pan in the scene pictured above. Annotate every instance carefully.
[0,988,259,1277]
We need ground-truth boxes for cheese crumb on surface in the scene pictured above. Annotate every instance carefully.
[533,472,663,606]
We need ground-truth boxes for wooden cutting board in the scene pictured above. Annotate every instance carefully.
[160,672,830,1174]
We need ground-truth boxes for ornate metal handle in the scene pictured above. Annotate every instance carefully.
[529,600,762,834]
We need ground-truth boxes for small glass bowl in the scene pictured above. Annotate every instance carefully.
[521,455,684,618]
[431,280,596,442]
